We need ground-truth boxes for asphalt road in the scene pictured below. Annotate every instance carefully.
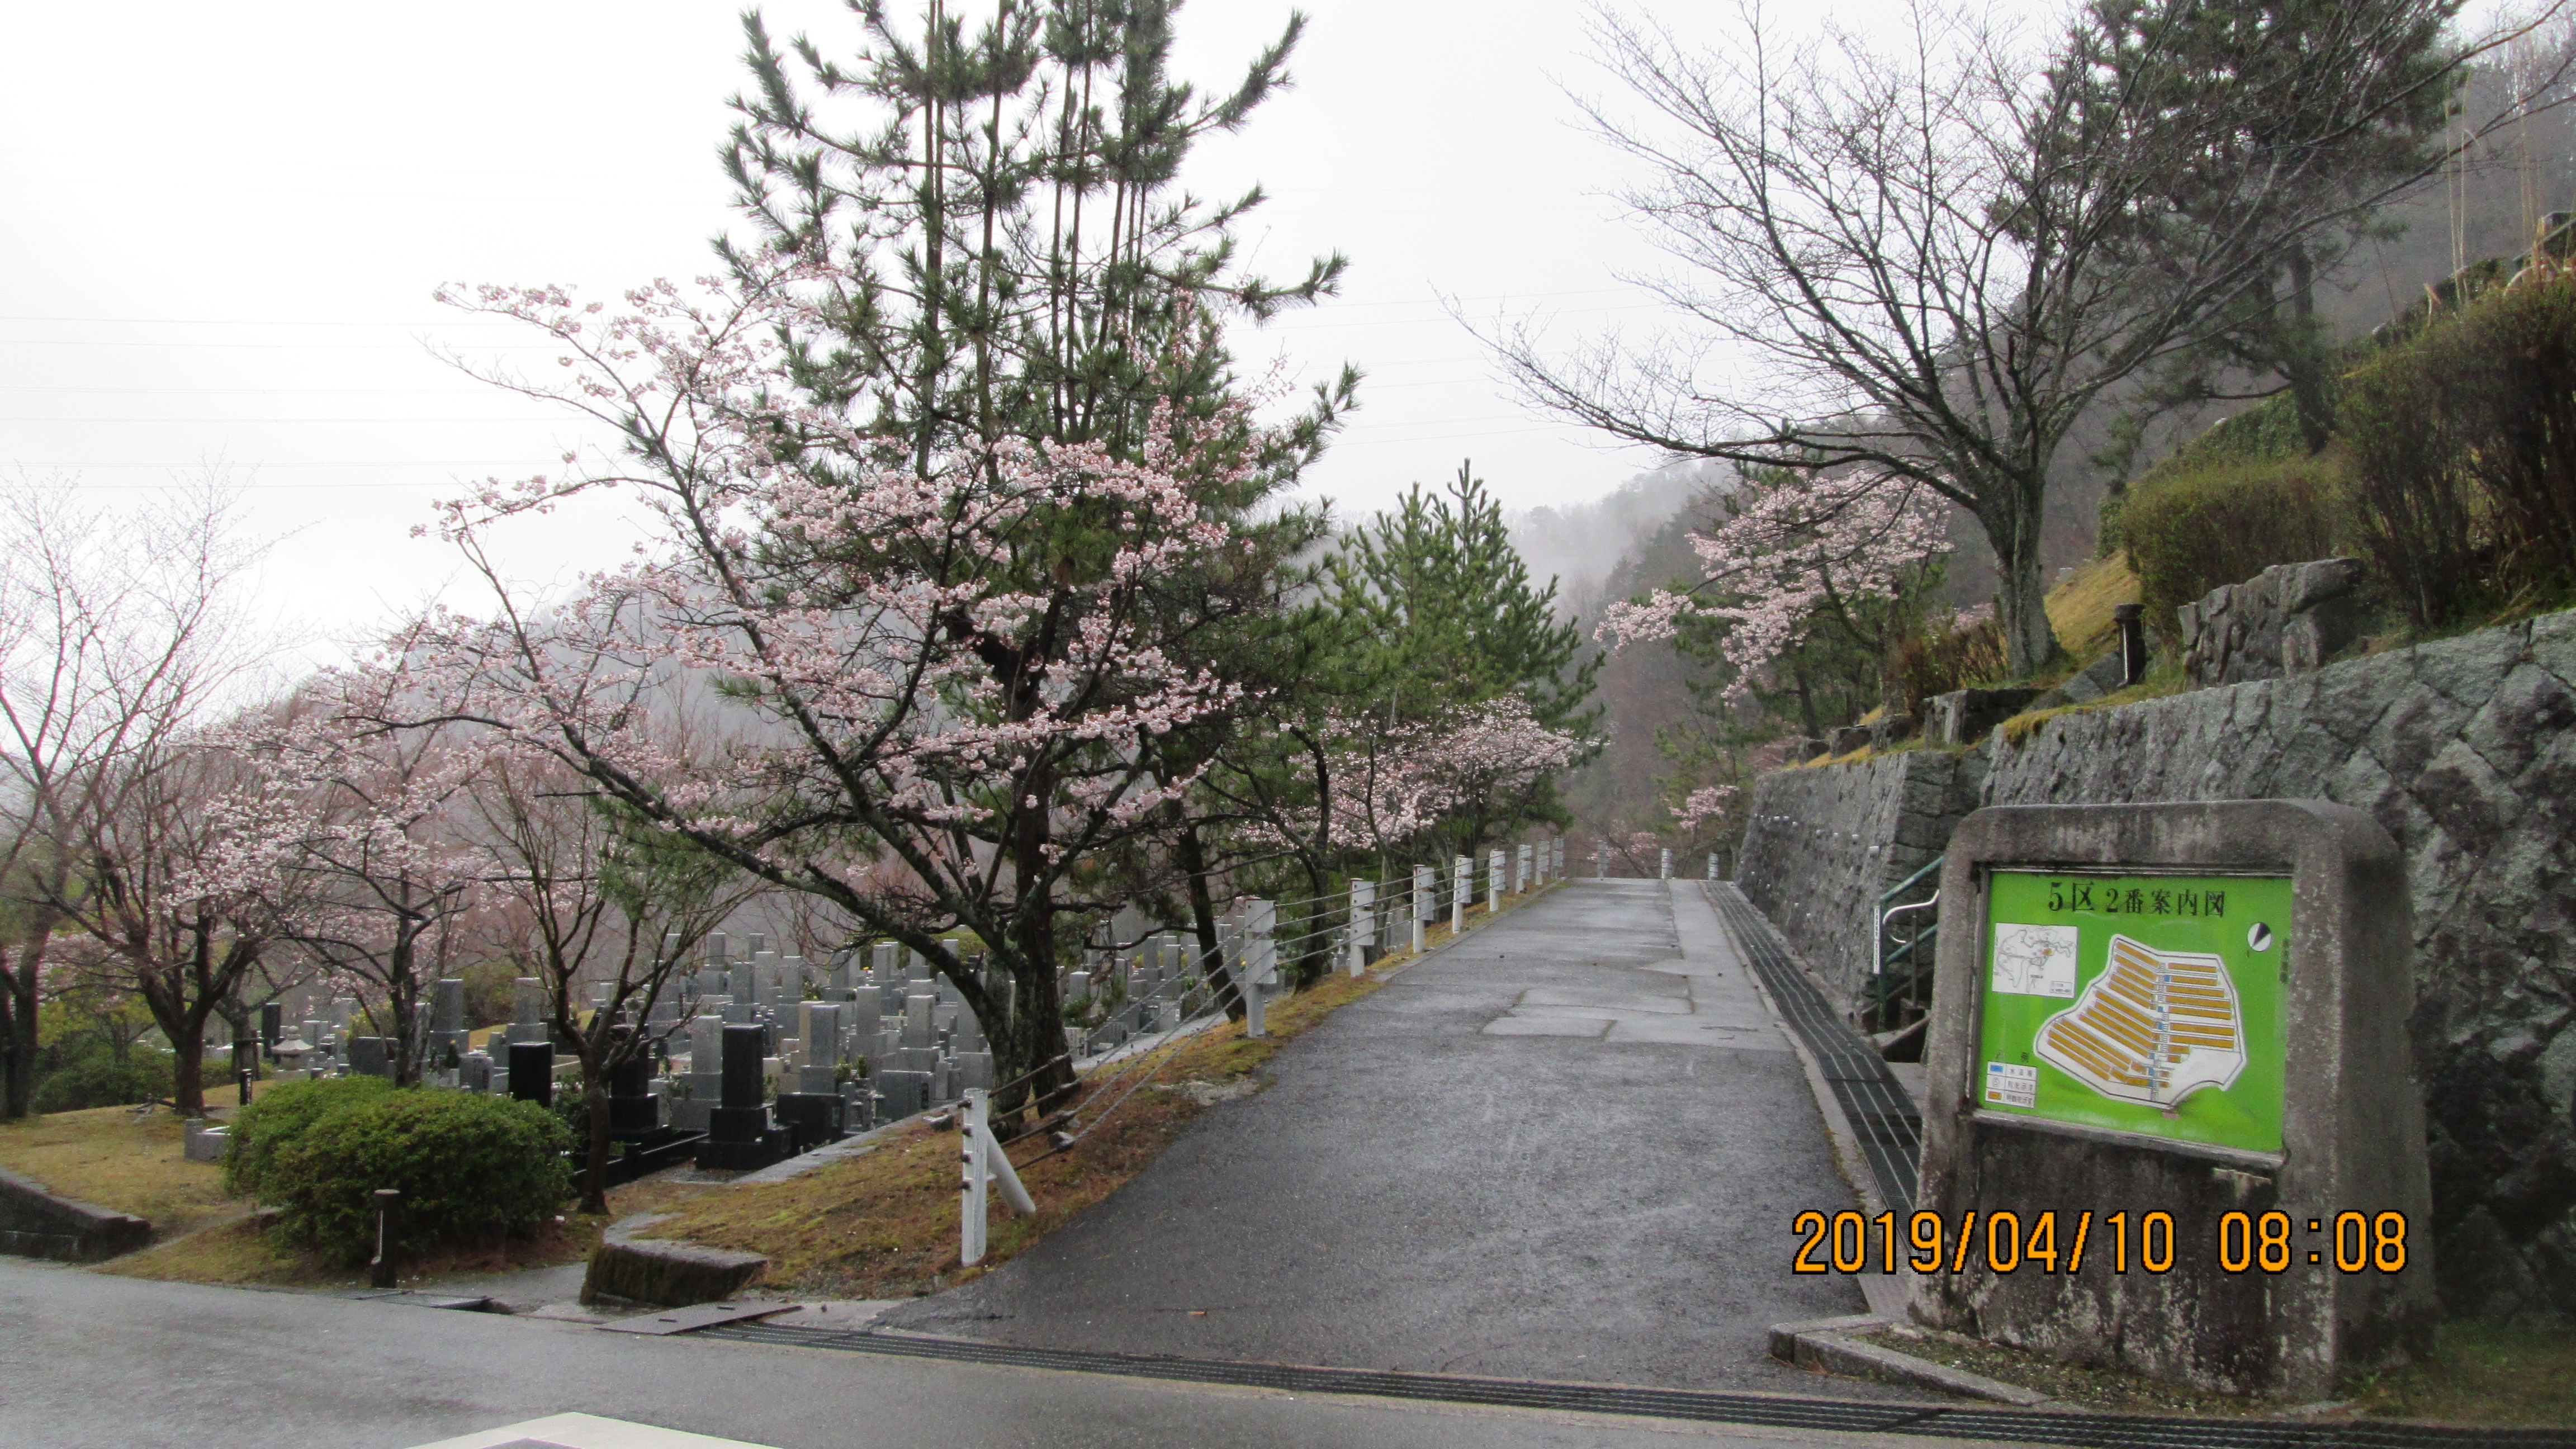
[0,1258,1942,1449]
[880,879,1895,1395]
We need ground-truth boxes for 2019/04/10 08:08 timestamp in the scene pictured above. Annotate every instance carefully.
[1789,1209,2412,1276]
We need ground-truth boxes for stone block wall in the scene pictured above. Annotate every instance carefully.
[0,1166,151,1263]
[1732,606,2576,1319]
[1736,751,1980,1017]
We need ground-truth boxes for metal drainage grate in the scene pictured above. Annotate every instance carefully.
[1709,880,1922,1214]
[694,1323,2574,1449]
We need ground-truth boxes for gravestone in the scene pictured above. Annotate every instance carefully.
[458,1049,494,1093]
[506,1040,553,1106]
[1913,801,2434,1400]
[695,1023,779,1171]
[508,978,548,1045]
[348,1036,391,1079]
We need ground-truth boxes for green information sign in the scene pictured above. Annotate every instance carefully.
[1976,869,2291,1155]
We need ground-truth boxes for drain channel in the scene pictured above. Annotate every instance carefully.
[1708,880,1923,1214]
[695,1322,2571,1449]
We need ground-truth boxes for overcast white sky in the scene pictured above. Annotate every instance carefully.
[2,0,1964,667]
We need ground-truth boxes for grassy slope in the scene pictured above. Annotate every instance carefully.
[0,1102,238,1239]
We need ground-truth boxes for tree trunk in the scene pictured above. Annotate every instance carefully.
[172,1035,207,1117]
[3,917,57,1119]
[1002,958,1074,1121]
[1987,496,2061,676]
[2283,244,2334,454]
[1172,813,1241,1020]
[581,1073,613,1216]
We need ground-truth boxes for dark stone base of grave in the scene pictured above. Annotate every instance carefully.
[695,1106,780,1172]
[771,1093,843,1154]
[608,1092,660,1136]
[602,1130,704,1189]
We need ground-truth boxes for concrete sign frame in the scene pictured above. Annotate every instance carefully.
[1914,801,2433,1400]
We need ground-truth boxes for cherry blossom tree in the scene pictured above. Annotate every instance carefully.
[359,271,1280,1113]
[37,735,316,1115]
[0,478,276,1117]
[1598,469,1947,682]
[462,743,765,1213]
[254,693,488,1087]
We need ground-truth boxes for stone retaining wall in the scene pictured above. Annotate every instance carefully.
[1734,607,2576,1319]
[1737,753,1977,1017]
[0,1166,152,1263]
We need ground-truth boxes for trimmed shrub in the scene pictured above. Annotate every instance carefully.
[267,1090,571,1265]
[2119,454,2344,646]
[2345,269,2576,630]
[32,1045,173,1114]
[220,1074,396,1201]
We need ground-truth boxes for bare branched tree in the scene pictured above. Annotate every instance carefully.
[0,477,276,1117]
[1489,0,2569,673]
[465,745,763,1214]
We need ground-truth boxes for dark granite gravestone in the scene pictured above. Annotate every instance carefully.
[695,1022,779,1172]
[506,1040,553,1106]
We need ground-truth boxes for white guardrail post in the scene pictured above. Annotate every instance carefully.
[960,1087,1035,1267]
[1413,865,1434,952]
[1347,879,1374,977]
[1242,897,1276,1038]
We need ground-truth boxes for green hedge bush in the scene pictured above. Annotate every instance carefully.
[221,1074,395,1201]
[268,1090,571,1265]
[2344,269,2576,631]
[2120,453,2345,646]
[32,1044,173,1114]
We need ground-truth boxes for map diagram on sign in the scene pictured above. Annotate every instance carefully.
[1990,923,2079,997]
[2035,934,2246,1107]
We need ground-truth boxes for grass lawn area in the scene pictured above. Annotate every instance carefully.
[0,1097,246,1240]
[638,887,1546,1298]
[2348,1320,2576,1426]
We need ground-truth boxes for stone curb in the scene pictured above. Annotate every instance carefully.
[0,1164,154,1263]
[581,1211,769,1309]
[1768,1314,2070,1408]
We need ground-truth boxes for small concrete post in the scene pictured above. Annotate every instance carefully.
[1707,853,1718,881]
[1516,843,1531,894]
[2115,602,2149,686]
[1347,879,1375,977]
[1451,856,1471,934]
[1488,849,1504,909]
[1596,841,1609,879]
[1242,898,1275,1039]
[368,1188,401,1289]
[1412,865,1434,953]
[960,1092,988,1266]
[1658,847,1671,880]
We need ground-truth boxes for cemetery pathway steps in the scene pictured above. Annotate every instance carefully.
[879,878,1902,1396]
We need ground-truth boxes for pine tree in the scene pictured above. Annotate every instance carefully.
[1326,462,1601,856]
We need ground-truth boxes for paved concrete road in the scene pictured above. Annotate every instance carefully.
[883,879,1897,1395]
[0,1259,1949,1449]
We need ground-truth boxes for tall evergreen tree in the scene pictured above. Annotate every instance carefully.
[1326,463,1600,855]
[2077,0,2467,466]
